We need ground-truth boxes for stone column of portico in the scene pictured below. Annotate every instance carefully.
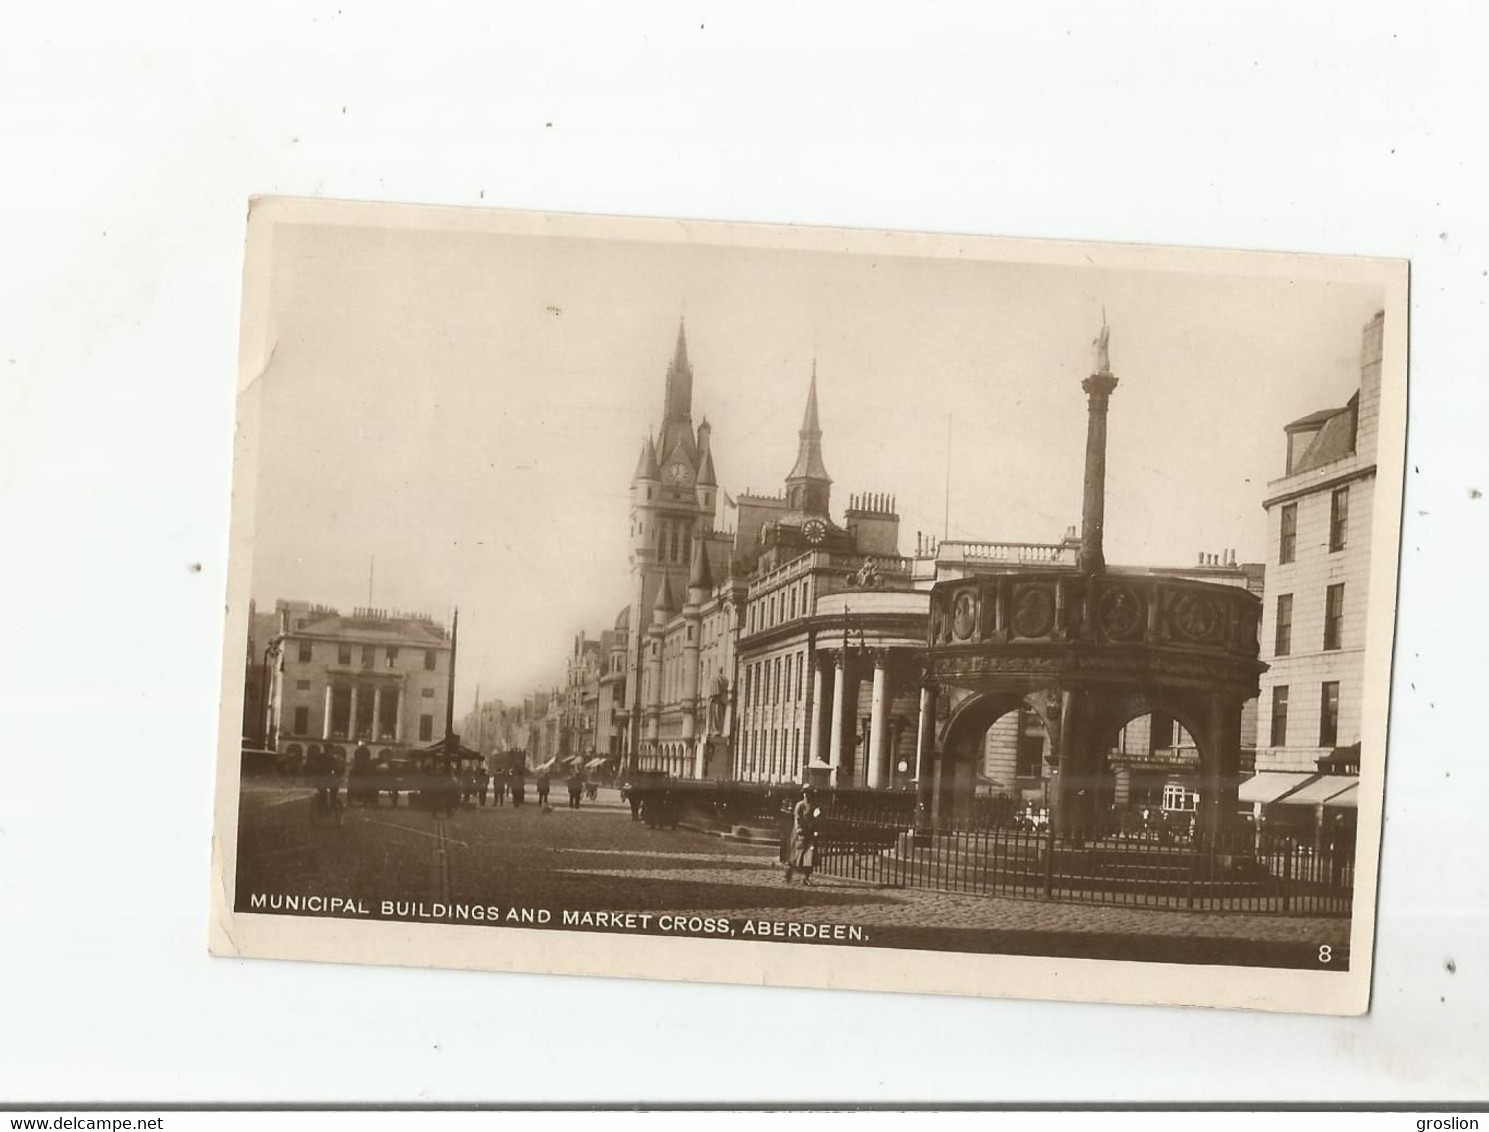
[322,686,333,740]
[867,653,888,789]
[372,687,383,744]
[394,688,404,744]
[828,652,847,787]
[348,686,359,743]
[808,656,826,770]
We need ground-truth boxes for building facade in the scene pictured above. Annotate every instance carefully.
[1254,311,1383,774]
[259,602,453,765]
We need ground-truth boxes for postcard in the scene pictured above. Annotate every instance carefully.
[211,197,1406,1013]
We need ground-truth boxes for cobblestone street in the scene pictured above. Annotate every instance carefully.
[236,781,1351,969]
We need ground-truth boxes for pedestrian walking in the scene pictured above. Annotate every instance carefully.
[784,787,820,886]
[536,771,550,808]
[623,780,642,822]
[567,769,583,810]
[511,770,525,807]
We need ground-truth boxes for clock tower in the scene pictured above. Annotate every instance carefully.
[624,321,719,768]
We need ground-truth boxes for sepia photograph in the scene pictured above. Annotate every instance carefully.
[211,198,1406,1013]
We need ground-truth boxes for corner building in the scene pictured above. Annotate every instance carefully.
[1254,311,1383,775]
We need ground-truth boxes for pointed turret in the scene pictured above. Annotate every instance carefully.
[687,536,714,602]
[785,361,832,514]
[632,434,659,484]
[652,571,677,622]
[697,447,717,487]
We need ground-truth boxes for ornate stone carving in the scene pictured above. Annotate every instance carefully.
[1011,585,1056,639]
[1097,586,1143,640]
[1173,593,1222,642]
[952,590,978,640]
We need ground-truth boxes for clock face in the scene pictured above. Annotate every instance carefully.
[664,461,690,486]
[803,518,826,544]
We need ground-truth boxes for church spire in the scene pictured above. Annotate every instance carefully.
[658,319,698,467]
[786,361,832,513]
[662,318,693,425]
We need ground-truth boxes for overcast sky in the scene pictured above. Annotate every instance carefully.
[248,216,1384,708]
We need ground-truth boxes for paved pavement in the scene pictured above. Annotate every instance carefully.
[234,780,1352,969]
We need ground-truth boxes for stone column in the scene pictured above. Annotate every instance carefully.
[867,654,888,789]
[808,657,826,766]
[394,688,404,744]
[322,685,333,740]
[1048,687,1093,842]
[372,686,383,743]
[828,653,846,787]
[1078,367,1120,575]
[347,685,359,742]
[1199,693,1243,849]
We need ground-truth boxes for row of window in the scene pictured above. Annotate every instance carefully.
[740,724,804,781]
[747,578,812,635]
[289,705,436,742]
[294,639,440,671]
[1269,681,1341,748]
[292,679,435,700]
[1277,486,1350,565]
[743,650,808,710]
[1273,583,1347,656]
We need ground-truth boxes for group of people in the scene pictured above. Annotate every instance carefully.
[537,769,590,809]
[463,766,597,811]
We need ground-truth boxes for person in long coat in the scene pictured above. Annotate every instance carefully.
[784,788,820,886]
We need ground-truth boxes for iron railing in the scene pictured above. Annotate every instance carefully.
[641,779,1352,915]
[816,793,1353,916]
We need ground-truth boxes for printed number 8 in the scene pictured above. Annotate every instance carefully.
[1318,945,1332,964]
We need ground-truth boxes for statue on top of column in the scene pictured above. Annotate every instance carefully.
[1092,315,1112,375]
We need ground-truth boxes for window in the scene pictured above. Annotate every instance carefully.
[1324,584,1345,650]
[789,589,797,620]
[298,640,312,663]
[1150,713,1175,751]
[1329,487,1349,552]
[1016,725,1044,779]
[1320,681,1341,747]
[1270,685,1289,747]
[295,679,311,692]
[424,649,437,671]
[1279,503,1297,565]
[419,714,434,741]
[293,706,309,735]
[361,645,375,669]
[385,646,398,667]
[1274,594,1294,657]
[1162,784,1198,813]
[337,644,352,666]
